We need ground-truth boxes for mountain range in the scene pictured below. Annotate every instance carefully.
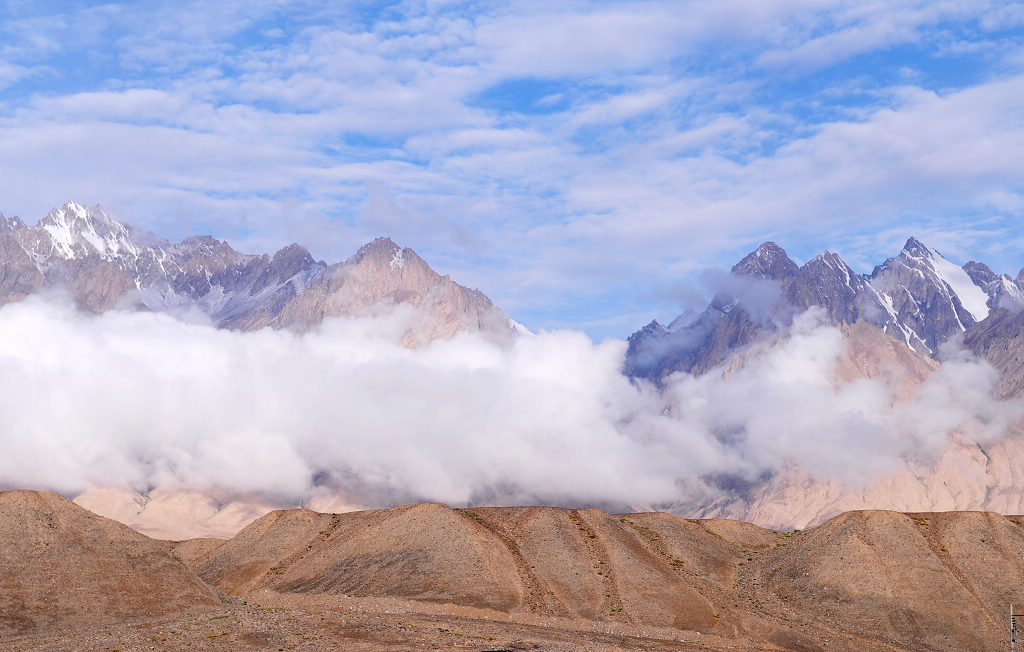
[626,237,1024,528]
[5,201,1024,534]
[0,201,514,342]
[626,237,1024,386]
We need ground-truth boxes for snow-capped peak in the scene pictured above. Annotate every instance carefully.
[38,201,140,262]
[901,239,990,322]
[900,236,932,260]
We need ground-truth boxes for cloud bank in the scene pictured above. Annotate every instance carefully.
[0,298,1018,509]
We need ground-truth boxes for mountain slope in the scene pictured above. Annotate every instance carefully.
[747,510,1024,650]
[868,237,990,353]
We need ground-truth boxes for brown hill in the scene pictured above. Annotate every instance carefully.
[746,509,1024,650]
[0,490,220,638]
[10,494,1024,651]
[193,502,1024,650]
[194,502,807,642]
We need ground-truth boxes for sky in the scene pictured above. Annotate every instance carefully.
[3,1,1024,338]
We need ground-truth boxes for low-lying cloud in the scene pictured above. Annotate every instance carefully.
[0,297,1019,510]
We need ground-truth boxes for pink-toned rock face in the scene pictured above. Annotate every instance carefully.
[0,202,514,343]
[271,237,511,342]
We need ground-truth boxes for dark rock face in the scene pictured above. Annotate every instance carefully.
[625,306,765,382]
[0,202,511,340]
[730,242,799,281]
[785,251,904,337]
[627,236,1024,383]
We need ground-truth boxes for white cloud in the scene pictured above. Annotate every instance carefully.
[0,297,1017,509]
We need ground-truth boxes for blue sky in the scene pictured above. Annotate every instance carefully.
[3,1,1024,338]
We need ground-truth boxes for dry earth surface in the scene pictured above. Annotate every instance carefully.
[3,490,1024,651]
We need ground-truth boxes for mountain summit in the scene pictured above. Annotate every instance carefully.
[731,241,800,280]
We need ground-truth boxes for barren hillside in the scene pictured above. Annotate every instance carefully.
[5,490,1024,651]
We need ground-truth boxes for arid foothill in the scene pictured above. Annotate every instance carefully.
[1,490,1021,651]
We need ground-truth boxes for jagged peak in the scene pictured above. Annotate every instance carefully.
[963,260,998,288]
[809,250,844,264]
[1,214,26,230]
[363,235,399,250]
[40,201,123,231]
[349,237,422,274]
[181,234,225,247]
[628,319,669,343]
[804,250,856,275]
[30,201,145,261]
[752,241,787,257]
[269,243,317,278]
[900,236,934,259]
[963,260,994,275]
[732,241,799,281]
[353,236,401,259]
[871,237,943,274]
[272,243,313,263]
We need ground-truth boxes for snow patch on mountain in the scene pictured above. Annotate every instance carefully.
[929,248,990,322]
